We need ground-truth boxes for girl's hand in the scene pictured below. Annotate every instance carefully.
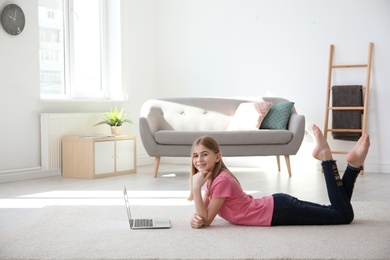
[192,171,212,190]
[190,213,204,229]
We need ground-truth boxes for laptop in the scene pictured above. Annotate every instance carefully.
[123,186,171,229]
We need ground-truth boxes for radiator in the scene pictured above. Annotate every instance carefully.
[40,113,110,170]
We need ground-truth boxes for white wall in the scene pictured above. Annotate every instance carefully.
[0,0,389,182]
[155,0,390,172]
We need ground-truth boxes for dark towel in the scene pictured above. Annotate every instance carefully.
[332,85,363,141]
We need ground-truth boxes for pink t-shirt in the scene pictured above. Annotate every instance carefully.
[206,171,274,226]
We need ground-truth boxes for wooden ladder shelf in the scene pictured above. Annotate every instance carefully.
[323,42,373,172]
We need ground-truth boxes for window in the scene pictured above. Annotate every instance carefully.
[39,0,126,100]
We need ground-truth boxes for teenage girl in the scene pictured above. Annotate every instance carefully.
[188,124,370,228]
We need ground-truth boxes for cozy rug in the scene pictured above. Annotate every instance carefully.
[1,202,389,260]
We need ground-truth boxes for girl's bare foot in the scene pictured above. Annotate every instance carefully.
[346,134,370,168]
[312,124,333,161]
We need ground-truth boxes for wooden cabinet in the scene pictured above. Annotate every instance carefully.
[62,135,136,178]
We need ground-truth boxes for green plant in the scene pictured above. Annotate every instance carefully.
[94,106,134,127]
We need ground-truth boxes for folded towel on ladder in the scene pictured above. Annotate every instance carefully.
[332,85,363,141]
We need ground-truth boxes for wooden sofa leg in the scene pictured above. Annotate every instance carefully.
[276,156,281,172]
[284,155,292,177]
[154,157,161,178]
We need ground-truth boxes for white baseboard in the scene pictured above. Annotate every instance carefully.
[136,155,155,166]
[0,168,60,183]
[364,162,390,174]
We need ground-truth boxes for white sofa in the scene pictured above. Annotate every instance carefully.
[139,97,305,177]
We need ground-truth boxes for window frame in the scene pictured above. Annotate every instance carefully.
[39,0,127,101]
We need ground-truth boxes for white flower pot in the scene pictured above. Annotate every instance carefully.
[111,126,121,135]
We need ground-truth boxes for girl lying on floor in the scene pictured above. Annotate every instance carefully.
[188,124,370,228]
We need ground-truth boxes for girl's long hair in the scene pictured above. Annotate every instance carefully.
[187,136,239,201]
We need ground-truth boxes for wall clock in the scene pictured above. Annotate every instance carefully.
[1,4,26,35]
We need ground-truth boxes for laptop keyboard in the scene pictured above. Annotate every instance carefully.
[133,219,153,227]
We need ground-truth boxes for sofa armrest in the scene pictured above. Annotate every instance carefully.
[139,101,172,156]
[139,117,159,156]
[285,113,306,155]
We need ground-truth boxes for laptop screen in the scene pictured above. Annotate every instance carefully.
[123,187,132,221]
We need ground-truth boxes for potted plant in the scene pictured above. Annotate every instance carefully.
[94,106,134,135]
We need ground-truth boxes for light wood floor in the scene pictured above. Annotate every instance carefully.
[1,158,389,232]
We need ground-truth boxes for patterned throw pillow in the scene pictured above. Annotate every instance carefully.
[254,102,273,128]
[260,102,294,129]
[227,102,272,131]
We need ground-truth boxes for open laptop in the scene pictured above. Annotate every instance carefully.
[123,186,171,229]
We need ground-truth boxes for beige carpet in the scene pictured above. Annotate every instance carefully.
[0,202,389,260]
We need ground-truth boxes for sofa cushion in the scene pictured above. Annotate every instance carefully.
[154,130,293,145]
[227,102,272,131]
[260,102,294,130]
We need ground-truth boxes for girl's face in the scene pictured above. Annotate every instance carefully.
[192,144,220,173]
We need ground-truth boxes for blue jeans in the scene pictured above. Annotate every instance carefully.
[271,160,362,226]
